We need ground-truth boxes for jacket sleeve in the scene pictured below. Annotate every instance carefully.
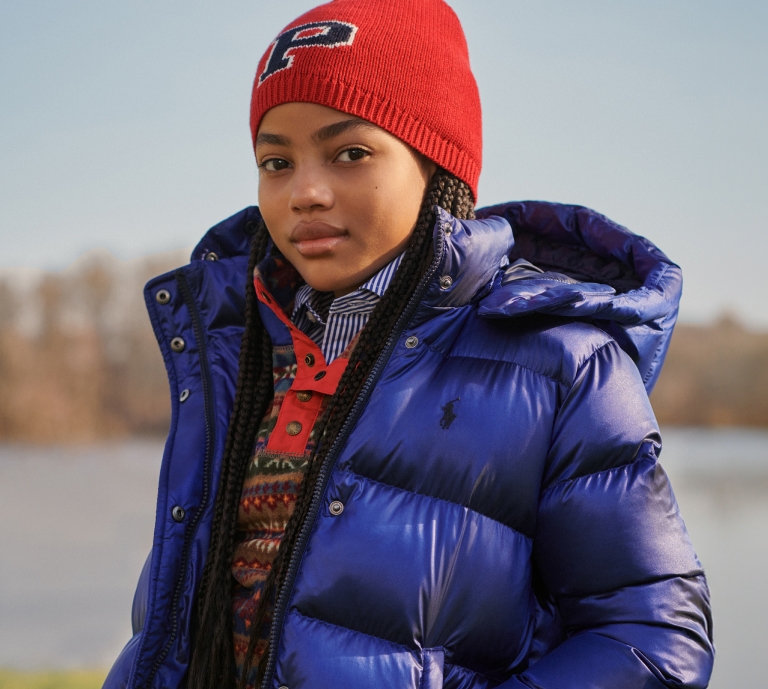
[102,551,152,689]
[504,340,714,689]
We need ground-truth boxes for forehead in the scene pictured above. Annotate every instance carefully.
[256,102,383,144]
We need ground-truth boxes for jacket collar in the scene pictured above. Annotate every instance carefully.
[417,207,514,311]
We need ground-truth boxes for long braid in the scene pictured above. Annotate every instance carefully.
[238,171,476,687]
[188,222,274,689]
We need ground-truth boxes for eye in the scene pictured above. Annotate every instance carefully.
[336,148,370,163]
[260,157,291,172]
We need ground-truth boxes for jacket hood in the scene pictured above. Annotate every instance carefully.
[190,201,681,394]
[475,202,682,393]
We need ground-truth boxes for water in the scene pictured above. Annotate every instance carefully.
[0,440,161,669]
[657,429,768,688]
[1,429,766,687]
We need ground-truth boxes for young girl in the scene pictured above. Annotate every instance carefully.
[105,1,714,688]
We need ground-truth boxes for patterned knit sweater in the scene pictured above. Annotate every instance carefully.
[231,257,376,684]
[231,345,336,674]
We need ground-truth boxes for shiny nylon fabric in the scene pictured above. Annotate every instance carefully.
[104,203,713,689]
[476,202,683,392]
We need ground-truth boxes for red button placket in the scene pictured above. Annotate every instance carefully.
[255,278,348,454]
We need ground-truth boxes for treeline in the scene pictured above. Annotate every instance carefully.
[0,249,185,443]
[0,251,766,443]
[649,315,768,427]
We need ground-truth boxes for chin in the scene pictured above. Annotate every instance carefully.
[292,256,361,295]
[297,270,348,295]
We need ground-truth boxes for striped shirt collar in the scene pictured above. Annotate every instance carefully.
[291,252,403,363]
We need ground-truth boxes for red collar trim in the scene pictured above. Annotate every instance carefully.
[255,277,348,395]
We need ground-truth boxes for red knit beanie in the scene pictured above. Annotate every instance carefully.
[250,0,482,198]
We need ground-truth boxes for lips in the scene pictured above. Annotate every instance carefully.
[290,221,348,257]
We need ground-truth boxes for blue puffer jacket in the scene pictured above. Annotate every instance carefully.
[104,201,713,689]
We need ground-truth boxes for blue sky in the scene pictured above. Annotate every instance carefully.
[1,0,766,326]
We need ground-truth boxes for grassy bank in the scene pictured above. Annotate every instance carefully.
[0,670,107,689]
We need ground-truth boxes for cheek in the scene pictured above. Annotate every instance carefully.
[257,180,290,244]
[257,180,277,223]
[346,190,411,255]
[367,167,428,244]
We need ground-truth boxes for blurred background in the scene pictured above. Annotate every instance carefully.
[0,1,766,688]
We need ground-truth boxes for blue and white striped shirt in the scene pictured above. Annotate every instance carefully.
[292,253,404,364]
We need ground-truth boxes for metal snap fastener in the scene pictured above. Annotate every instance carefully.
[329,501,344,516]
[314,370,326,381]
[205,251,219,261]
[286,421,302,436]
[444,223,453,235]
[405,335,419,349]
[170,337,185,352]
[171,506,185,522]
[304,353,315,367]
[278,686,289,689]
[155,289,171,304]
[296,391,313,402]
[439,275,453,290]
[179,389,190,403]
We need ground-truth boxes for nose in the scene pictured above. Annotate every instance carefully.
[289,163,334,213]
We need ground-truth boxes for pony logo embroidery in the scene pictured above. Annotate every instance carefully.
[440,398,460,430]
[259,21,358,84]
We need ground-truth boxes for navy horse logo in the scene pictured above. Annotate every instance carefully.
[259,21,358,84]
[440,398,460,430]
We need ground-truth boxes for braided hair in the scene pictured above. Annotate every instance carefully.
[188,170,475,689]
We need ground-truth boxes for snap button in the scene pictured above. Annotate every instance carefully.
[171,506,185,522]
[405,335,419,349]
[304,353,315,367]
[444,223,452,235]
[439,275,453,290]
[296,391,313,402]
[314,370,326,381]
[205,251,219,261]
[278,686,289,689]
[179,389,190,403]
[155,289,171,304]
[286,421,302,436]
[329,501,344,516]
[170,337,185,352]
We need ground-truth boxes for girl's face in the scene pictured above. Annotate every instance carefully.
[256,102,436,296]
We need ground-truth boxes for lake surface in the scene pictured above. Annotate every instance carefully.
[1,429,767,687]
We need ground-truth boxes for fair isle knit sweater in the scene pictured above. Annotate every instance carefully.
[231,254,400,682]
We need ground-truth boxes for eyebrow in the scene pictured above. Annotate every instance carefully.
[312,119,378,142]
[255,119,378,148]
[255,132,291,147]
